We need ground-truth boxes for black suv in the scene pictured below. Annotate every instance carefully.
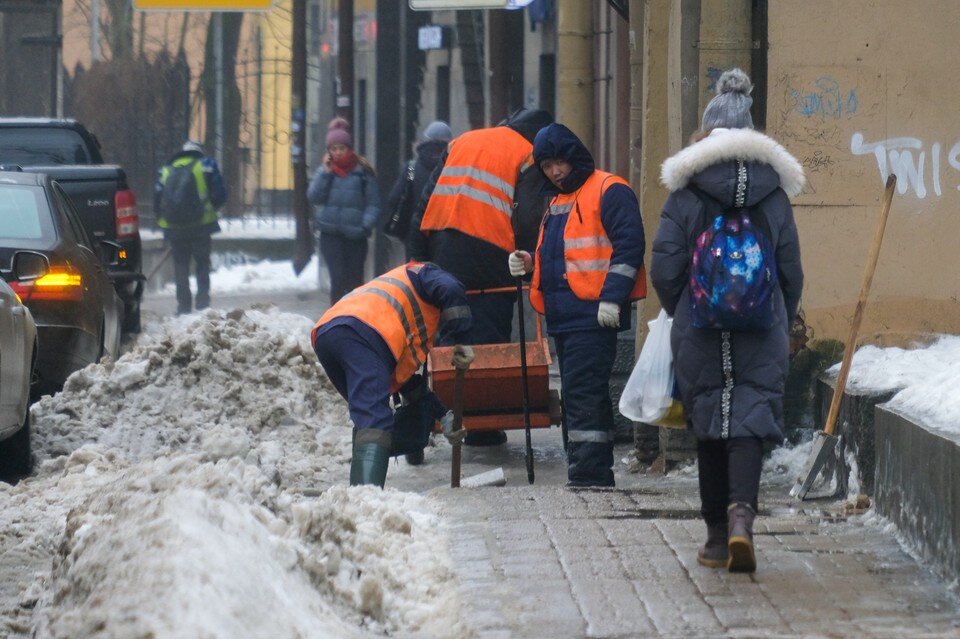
[0,118,144,332]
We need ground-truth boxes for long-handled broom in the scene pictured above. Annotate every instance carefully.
[791,174,897,500]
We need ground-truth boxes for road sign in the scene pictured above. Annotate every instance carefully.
[418,25,451,50]
[133,0,272,10]
[409,0,507,10]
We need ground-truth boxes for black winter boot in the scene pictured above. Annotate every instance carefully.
[727,502,757,573]
[350,430,392,488]
[697,521,729,568]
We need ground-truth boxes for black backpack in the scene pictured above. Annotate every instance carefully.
[383,160,416,239]
[159,159,205,226]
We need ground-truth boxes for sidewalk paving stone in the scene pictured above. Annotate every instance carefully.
[432,458,960,638]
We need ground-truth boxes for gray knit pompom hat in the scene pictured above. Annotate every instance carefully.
[700,68,754,130]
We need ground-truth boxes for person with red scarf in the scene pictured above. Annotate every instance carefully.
[308,117,381,303]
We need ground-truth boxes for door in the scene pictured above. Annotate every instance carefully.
[0,282,28,434]
[52,184,121,358]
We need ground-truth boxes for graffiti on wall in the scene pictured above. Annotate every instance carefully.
[850,133,960,199]
[790,77,858,119]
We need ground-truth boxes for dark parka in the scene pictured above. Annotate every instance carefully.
[532,123,646,334]
[651,128,805,442]
[308,164,380,240]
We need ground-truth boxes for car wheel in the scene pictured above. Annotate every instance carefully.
[0,405,33,481]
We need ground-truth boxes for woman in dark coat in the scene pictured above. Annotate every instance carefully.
[651,69,805,573]
[308,117,381,304]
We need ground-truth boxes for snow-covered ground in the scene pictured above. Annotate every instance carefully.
[828,335,960,438]
[141,216,297,242]
[0,309,466,638]
[154,256,321,296]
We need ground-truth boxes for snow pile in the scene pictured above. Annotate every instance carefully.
[14,308,468,637]
[29,452,464,639]
[31,307,351,487]
[828,335,960,437]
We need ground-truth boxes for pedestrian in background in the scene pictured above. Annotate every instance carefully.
[383,120,453,258]
[510,123,647,487]
[652,68,805,573]
[408,108,552,447]
[154,140,227,315]
[312,261,474,488]
[308,117,381,304]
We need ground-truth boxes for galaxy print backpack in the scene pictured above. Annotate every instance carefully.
[688,160,777,332]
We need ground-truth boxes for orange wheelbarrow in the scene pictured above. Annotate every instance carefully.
[428,286,564,484]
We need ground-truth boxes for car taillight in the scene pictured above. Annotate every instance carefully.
[115,188,139,239]
[10,267,84,302]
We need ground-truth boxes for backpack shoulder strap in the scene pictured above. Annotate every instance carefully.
[685,184,718,243]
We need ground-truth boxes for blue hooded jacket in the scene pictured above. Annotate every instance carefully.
[532,124,646,334]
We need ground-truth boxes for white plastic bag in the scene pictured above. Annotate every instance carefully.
[619,309,674,423]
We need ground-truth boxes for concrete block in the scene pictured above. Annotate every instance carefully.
[874,406,960,583]
[816,375,895,496]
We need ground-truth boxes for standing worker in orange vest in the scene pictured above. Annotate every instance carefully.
[311,262,474,487]
[407,108,553,447]
[509,123,647,487]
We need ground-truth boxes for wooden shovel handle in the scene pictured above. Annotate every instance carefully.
[450,366,465,488]
[823,174,897,436]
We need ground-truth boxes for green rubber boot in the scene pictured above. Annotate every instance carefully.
[349,429,392,488]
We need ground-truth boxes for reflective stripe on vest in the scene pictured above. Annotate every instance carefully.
[567,430,614,443]
[420,127,533,252]
[312,262,441,390]
[530,170,647,314]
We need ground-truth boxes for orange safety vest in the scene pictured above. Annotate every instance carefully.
[420,126,534,253]
[530,170,647,314]
[312,262,441,391]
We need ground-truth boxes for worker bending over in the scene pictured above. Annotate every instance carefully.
[312,261,474,487]
[510,123,646,487]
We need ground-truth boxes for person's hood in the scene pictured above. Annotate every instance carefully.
[532,123,595,195]
[415,139,447,170]
[501,108,553,144]
[659,128,804,206]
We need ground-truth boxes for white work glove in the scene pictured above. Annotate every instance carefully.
[597,301,621,328]
[508,250,533,277]
[439,410,466,445]
[451,344,475,370]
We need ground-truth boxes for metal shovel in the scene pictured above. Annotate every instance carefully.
[791,174,896,500]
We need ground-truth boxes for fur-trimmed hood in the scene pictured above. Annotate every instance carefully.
[660,128,805,199]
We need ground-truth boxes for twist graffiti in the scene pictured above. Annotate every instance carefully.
[851,133,960,199]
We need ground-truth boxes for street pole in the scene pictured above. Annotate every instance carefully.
[374,0,401,274]
[213,12,224,168]
[291,0,312,274]
[336,0,354,120]
[90,0,101,62]
[556,0,595,152]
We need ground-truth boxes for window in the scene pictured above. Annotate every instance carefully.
[53,185,93,249]
[0,184,55,249]
[0,127,91,166]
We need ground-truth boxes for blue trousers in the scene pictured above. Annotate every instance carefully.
[170,233,211,314]
[437,292,514,345]
[313,325,393,432]
[555,329,618,486]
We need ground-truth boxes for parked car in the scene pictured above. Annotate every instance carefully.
[0,169,123,396]
[0,276,38,479]
[0,118,144,333]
